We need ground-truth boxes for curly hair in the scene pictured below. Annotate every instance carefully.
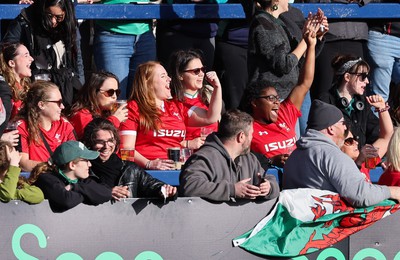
[69,71,119,118]
[0,42,31,101]
[18,81,59,144]
[168,49,211,106]
[239,80,276,115]
[128,61,162,132]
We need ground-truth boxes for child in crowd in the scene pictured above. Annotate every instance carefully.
[32,140,112,212]
[0,140,44,204]
[69,71,128,139]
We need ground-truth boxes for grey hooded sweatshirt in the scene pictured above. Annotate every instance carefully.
[179,133,279,202]
[283,129,391,207]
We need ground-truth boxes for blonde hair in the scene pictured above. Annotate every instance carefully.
[386,127,400,172]
[128,61,162,132]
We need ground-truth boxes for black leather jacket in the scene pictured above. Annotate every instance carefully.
[319,88,379,149]
[117,161,165,198]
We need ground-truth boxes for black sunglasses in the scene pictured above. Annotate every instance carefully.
[99,89,121,97]
[344,137,357,145]
[257,95,280,103]
[45,99,63,107]
[183,67,206,75]
[349,72,369,81]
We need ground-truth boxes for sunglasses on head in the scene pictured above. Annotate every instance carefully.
[99,89,121,97]
[344,137,357,145]
[349,72,369,81]
[183,67,206,75]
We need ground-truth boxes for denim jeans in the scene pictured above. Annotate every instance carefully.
[94,26,156,99]
[367,30,400,102]
[295,91,311,138]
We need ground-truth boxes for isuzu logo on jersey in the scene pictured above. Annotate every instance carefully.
[264,137,296,152]
[153,129,186,137]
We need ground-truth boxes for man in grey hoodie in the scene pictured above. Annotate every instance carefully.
[283,99,400,207]
[179,109,279,202]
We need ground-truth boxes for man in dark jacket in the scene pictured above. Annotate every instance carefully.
[179,109,279,202]
[83,118,177,200]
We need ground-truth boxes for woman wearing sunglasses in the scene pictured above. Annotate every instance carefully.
[16,81,76,172]
[120,61,222,170]
[69,71,128,139]
[319,55,383,149]
[168,49,221,150]
[341,94,393,183]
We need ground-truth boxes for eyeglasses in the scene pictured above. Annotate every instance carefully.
[257,95,280,103]
[349,72,369,81]
[183,67,206,75]
[344,137,357,146]
[94,138,116,147]
[45,12,65,23]
[45,99,63,107]
[99,89,121,97]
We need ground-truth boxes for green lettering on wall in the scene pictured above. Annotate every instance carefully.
[353,248,386,260]
[96,252,124,260]
[316,248,346,260]
[135,251,163,260]
[12,224,47,260]
[56,253,84,260]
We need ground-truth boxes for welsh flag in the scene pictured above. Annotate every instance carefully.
[233,188,400,257]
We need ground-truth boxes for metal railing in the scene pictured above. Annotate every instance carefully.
[0,3,400,20]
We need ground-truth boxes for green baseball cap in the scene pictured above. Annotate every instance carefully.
[52,141,99,166]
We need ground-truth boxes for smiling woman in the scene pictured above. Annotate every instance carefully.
[119,61,222,170]
[68,71,128,139]
[2,0,84,108]
[16,81,76,172]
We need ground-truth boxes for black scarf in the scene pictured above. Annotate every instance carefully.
[90,153,123,188]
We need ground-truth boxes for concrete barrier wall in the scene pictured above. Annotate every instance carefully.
[1,198,400,259]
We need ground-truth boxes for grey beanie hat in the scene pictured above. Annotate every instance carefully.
[307,100,343,131]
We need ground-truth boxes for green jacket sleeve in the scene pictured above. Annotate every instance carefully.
[15,184,44,204]
[0,165,20,202]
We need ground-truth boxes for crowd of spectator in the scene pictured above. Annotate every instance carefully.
[0,0,400,214]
